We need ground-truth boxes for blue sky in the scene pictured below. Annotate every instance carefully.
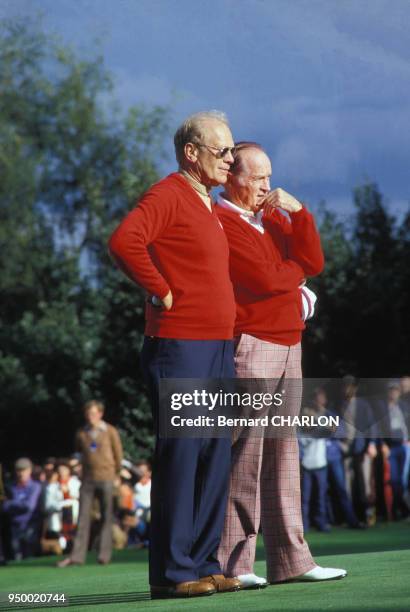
[2,0,410,218]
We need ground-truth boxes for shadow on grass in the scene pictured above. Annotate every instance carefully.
[0,591,151,611]
[5,548,149,568]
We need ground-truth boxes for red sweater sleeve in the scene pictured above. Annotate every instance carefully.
[220,213,304,296]
[109,184,179,299]
[287,207,324,276]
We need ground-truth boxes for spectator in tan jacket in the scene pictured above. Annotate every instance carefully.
[57,399,123,567]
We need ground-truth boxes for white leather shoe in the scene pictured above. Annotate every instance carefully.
[237,573,268,589]
[294,565,347,581]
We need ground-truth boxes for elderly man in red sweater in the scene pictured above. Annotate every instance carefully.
[109,111,241,598]
[216,142,347,588]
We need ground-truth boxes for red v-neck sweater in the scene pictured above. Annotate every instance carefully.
[109,173,235,339]
[216,205,324,345]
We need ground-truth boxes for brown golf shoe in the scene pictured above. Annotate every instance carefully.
[150,580,216,599]
[200,574,242,592]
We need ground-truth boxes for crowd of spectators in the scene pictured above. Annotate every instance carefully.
[0,455,151,563]
[1,375,409,564]
[299,376,410,532]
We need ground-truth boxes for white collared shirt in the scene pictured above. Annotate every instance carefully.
[216,195,265,234]
[85,420,108,440]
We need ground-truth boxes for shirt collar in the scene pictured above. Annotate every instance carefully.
[217,194,265,232]
[179,169,211,197]
[85,420,107,432]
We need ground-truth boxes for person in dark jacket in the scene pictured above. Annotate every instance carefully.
[333,376,377,524]
[3,458,42,560]
[375,380,410,519]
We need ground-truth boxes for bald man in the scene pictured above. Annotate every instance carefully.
[216,142,346,587]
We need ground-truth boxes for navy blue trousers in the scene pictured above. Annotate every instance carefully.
[141,337,235,586]
[301,467,328,531]
[327,459,359,527]
[389,444,409,518]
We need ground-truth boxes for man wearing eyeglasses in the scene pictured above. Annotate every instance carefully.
[109,111,240,598]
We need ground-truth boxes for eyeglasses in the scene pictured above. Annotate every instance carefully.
[195,143,236,159]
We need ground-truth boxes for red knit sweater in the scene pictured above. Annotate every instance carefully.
[216,204,324,345]
[109,173,235,339]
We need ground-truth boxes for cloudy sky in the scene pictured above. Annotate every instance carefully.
[2,0,410,217]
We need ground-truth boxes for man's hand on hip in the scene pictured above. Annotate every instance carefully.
[149,290,173,310]
[262,188,303,215]
[161,290,173,310]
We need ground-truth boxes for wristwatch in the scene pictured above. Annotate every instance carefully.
[147,295,162,308]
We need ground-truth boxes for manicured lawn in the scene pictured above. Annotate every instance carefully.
[0,523,409,611]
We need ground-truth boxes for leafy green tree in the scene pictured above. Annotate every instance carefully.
[304,184,410,377]
[303,205,355,376]
[396,207,410,370]
[0,19,167,462]
[349,183,402,375]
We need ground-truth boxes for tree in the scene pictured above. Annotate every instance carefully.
[303,204,356,376]
[0,18,168,462]
[349,183,402,375]
[304,184,410,377]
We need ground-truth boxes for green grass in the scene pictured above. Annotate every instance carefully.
[0,523,409,611]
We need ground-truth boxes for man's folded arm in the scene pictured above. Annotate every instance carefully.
[285,208,325,276]
[3,485,41,515]
[3,498,27,514]
[222,219,304,295]
[109,186,179,299]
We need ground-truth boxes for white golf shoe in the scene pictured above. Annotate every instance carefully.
[294,565,347,581]
[237,573,268,589]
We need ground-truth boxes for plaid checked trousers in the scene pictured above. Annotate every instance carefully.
[217,333,316,582]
